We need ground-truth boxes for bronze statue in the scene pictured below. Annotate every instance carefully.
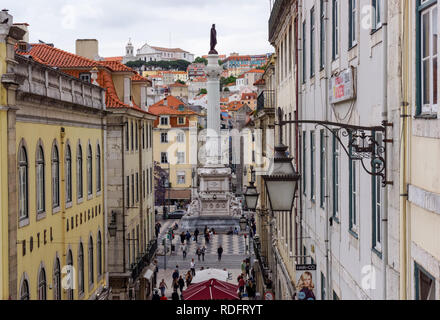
[209,24,218,54]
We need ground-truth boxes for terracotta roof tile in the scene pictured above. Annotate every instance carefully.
[149,96,197,116]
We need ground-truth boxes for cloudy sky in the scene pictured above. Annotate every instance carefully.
[4,0,275,58]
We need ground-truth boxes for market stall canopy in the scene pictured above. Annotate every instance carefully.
[191,269,228,284]
[182,278,238,301]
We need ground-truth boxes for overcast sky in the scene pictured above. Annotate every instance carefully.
[4,0,275,58]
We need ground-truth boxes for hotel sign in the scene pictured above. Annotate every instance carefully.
[329,68,356,104]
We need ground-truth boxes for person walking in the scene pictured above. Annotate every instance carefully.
[178,275,185,294]
[182,243,187,259]
[201,246,206,262]
[190,258,196,276]
[185,271,192,287]
[246,279,255,300]
[238,275,245,299]
[180,231,185,245]
[194,228,199,243]
[159,279,167,297]
[196,247,201,261]
[160,293,168,300]
[241,260,246,275]
[217,245,223,261]
[185,230,191,243]
[172,268,179,282]
[204,231,210,244]
[171,290,180,301]
[245,261,250,278]
[152,289,161,301]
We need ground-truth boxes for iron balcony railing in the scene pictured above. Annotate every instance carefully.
[257,90,276,112]
[131,239,158,281]
[253,238,272,288]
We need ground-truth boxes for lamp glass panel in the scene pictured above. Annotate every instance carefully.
[266,179,297,211]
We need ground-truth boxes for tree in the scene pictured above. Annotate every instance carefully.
[125,60,147,68]
[224,87,230,92]
[194,57,208,65]
[220,76,237,91]
[176,79,186,85]
[198,88,207,95]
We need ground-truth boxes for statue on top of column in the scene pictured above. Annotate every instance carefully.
[209,24,218,54]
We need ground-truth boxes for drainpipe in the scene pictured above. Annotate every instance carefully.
[295,8,300,269]
[324,0,332,300]
[382,0,389,300]
[122,121,127,274]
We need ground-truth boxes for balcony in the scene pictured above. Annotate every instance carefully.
[253,237,272,288]
[257,90,276,112]
[130,239,158,281]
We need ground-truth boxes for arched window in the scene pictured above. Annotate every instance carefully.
[88,236,94,286]
[66,250,74,300]
[36,145,45,213]
[20,278,30,300]
[38,267,47,300]
[18,146,28,220]
[97,231,102,277]
[52,145,60,208]
[53,258,61,300]
[87,145,93,196]
[77,144,83,199]
[96,145,101,193]
[66,145,72,203]
[78,243,84,295]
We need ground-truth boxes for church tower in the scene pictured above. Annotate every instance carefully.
[125,38,134,57]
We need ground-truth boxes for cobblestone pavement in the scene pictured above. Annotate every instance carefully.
[154,214,253,300]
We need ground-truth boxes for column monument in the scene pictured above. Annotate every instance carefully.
[181,25,242,232]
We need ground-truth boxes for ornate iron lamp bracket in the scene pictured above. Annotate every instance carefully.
[276,108,392,187]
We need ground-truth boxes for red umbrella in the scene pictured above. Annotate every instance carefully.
[182,278,239,300]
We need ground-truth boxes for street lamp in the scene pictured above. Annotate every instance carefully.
[243,180,259,212]
[262,143,300,213]
[239,214,247,232]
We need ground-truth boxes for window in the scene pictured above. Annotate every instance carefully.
[96,145,101,193]
[161,132,168,143]
[332,132,340,221]
[417,1,438,115]
[177,171,186,185]
[89,236,94,286]
[143,171,146,199]
[150,168,153,194]
[177,152,185,164]
[38,267,47,300]
[142,123,145,149]
[303,21,307,83]
[77,144,83,199]
[52,145,60,208]
[146,170,149,197]
[131,174,135,206]
[78,243,84,295]
[146,123,150,148]
[87,145,93,196]
[349,0,357,48]
[372,132,383,254]
[135,122,138,150]
[320,0,325,69]
[161,152,168,164]
[20,279,30,300]
[349,135,358,235]
[160,116,169,125]
[53,258,61,300]
[136,172,139,203]
[131,121,134,151]
[177,132,185,143]
[97,231,102,277]
[150,125,153,147]
[36,145,45,214]
[310,131,316,202]
[311,7,316,77]
[415,263,435,300]
[66,145,72,203]
[178,117,185,125]
[303,132,307,195]
[372,0,382,30]
[66,250,74,300]
[321,272,326,300]
[79,73,91,83]
[320,130,326,208]
[126,176,130,207]
[19,146,28,221]
[332,0,339,59]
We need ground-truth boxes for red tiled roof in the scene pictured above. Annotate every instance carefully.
[151,46,187,53]
[104,56,123,62]
[98,60,134,73]
[149,96,198,116]
[170,82,187,87]
[17,43,99,68]
[246,69,264,74]
[254,78,265,86]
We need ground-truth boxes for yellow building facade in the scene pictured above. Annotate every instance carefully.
[0,16,108,299]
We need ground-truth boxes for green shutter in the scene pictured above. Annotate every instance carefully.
[320,130,325,208]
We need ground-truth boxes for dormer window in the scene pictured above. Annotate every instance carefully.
[80,73,91,83]
[178,117,185,125]
[160,116,169,125]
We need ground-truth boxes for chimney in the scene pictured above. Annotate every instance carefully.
[163,97,167,106]
[76,39,100,60]
[13,23,29,42]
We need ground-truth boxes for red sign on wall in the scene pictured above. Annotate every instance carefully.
[329,68,355,104]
